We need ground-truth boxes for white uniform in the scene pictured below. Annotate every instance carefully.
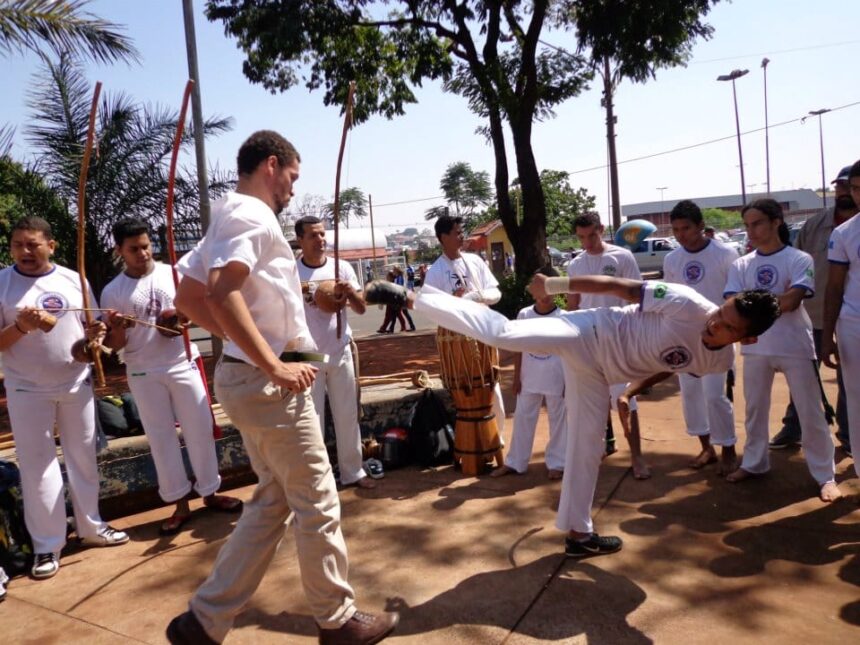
[297,258,367,485]
[101,263,220,502]
[504,305,567,473]
[423,252,506,440]
[567,244,640,412]
[725,247,835,485]
[415,282,733,534]
[664,239,738,446]
[828,215,860,477]
[0,265,108,554]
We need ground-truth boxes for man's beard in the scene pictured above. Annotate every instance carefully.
[835,194,857,211]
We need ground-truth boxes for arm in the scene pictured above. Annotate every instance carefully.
[777,286,808,314]
[339,279,367,315]
[102,311,129,351]
[463,287,501,304]
[175,275,226,339]
[616,372,673,430]
[566,292,581,311]
[531,272,642,303]
[821,263,848,369]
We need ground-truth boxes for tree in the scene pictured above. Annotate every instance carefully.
[24,54,234,292]
[425,161,492,222]
[325,186,367,228]
[517,169,594,239]
[0,0,139,63]
[206,0,720,277]
[702,207,742,231]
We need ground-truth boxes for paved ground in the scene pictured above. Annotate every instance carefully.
[2,349,859,643]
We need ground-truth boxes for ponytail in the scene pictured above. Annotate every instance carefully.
[778,221,790,245]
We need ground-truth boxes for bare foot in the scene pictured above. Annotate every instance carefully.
[820,481,843,502]
[725,468,755,483]
[717,449,738,477]
[354,476,377,489]
[631,455,651,480]
[491,465,519,478]
[689,447,717,470]
[547,469,563,480]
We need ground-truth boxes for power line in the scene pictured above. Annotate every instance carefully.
[691,39,860,65]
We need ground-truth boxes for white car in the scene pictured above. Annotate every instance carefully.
[630,237,677,274]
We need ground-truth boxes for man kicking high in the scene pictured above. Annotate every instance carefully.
[365,273,780,557]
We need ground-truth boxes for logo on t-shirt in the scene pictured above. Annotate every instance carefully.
[131,288,171,320]
[660,346,691,369]
[654,284,668,299]
[684,261,705,285]
[448,271,469,293]
[37,292,68,318]
[601,264,617,276]
[756,264,778,289]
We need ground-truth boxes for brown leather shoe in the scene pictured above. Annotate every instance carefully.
[318,609,399,644]
[166,610,219,644]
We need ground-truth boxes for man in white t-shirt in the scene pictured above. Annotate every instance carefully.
[0,217,129,581]
[423,214,506,441]
[823,159,860,479]
[663,200,739,474]
[365,272,780,558]
[724,198,841,502]
[294,215,373,489]
[567,213,649,479]
[101,218,241,536]
[167,131,397,645]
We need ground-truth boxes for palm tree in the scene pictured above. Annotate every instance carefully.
[25,54,234,292]
[0,0,138,63]
[325,186,367,228]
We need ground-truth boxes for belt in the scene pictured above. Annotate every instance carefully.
[222,351,328,365]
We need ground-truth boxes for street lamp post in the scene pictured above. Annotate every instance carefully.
[656,186,668,224]
[808,108,831,209]
[761,58,771,194]
[717,69,750,205]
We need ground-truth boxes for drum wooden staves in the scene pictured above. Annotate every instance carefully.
[436,327,503,475]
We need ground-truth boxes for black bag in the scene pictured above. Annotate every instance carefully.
[97,393,144,438]
[0,460,32,576]
[120,392,143,433]
[410,389,455,467]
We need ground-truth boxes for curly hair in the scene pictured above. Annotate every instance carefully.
[670,200,703,224]
[734,289,781,337]
[237,130,301,176]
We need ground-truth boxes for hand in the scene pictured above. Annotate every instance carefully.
[86,319,108,344]
[821,336,839,369]
[512,378,522,395]
[106,309,134,329]
[528,273,548,301]
[15,307,45,333]
[267,361,318,394]
[333,280,352,305]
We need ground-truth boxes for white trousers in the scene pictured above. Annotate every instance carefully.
[837,317,860,478]
[416,291,606,534]
[7,383,106,554]
[505,391,567,473]
[311,344,367,485]
[741,354,835,484]
[127,359,221,502]
[679,372,736,446]
[493,383,506,442]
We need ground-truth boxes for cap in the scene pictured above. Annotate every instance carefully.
[832,166,852,184]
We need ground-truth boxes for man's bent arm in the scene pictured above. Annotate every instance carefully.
[623,372,673,400]
[534,273,642,303]
[176,275,226,339]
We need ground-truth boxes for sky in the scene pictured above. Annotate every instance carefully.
[3,0,860,236]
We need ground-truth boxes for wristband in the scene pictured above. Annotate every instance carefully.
[14,321,30,335]
[544,277,570,296]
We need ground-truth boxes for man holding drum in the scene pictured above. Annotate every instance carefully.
[365,273,780,557]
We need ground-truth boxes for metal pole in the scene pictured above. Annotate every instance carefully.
[368,194,378,278]
[817,114,827,209]
[603,57,622,231]
[182,0,210,233]
[732,78,747,205]
[762,58,771,194]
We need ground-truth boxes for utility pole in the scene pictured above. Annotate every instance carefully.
[603,57,622,231]
[182,0,210,233]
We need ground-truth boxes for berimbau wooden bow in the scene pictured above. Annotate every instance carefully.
[166,80,221,438]
[332,81,356,339]
[77,81,106,387]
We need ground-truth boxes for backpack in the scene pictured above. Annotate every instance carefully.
[0,461,32,576]
[96,393,144,438]
[409,389,455,467]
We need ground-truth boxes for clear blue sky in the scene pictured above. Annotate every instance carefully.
[2,0,859,233]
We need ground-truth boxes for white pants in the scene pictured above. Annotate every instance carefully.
[493,383,506,442]
[415,290,606,534]
[127,359,221,502]
[311,344,367,485]
[505,391,567,472]
[7,382,106,554]
[741,354,835,484]
[837,317,860,478]
[679,372,736,446]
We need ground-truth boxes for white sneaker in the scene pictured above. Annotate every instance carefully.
[31,553,60,579]
[0,566,9,599]
[81,526,129,547]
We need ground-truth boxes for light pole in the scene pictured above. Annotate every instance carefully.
[761,58,771,194]
[808,108,831,209]
[656,186,668,223]
[717,69,750,204]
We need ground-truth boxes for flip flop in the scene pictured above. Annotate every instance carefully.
[203,495,243,513]
[159,512,192,536]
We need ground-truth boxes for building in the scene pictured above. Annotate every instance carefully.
[463,219,513,275]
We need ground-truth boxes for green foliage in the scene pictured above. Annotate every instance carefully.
[702,207,742,231]
[491,272,533,321]
[425,161,493,222]
[513,169,595,238]
[0,0,139,64]
[0,156,75,267]
[326,186,367,227]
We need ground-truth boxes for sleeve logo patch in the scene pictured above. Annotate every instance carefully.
[654,284,668,299]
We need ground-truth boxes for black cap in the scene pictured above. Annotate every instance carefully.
[832,166,852,184]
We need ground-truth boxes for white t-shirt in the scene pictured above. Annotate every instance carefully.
[101,262,200,370]
[517,305,565,396]
[828,214,860,321]
[567,244,641,309]
[663,239,738,306]
[0,265,92,391]
[423,252,498,297]
[590,282,734,384]
[296,257,359,354]
[724,246,815,359]
[177,192,315,362]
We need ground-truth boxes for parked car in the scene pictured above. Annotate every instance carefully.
[729,231,749,255]
[547,246,566,266]
[630,237,677,275]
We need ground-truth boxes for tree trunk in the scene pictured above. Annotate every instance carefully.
[604,58,622,231]
[508,118,547,278]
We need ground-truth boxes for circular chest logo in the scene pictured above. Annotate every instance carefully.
[601,264,617,276]
[37,292,69,318]
[755,264,779,289]
[684,261,705,285]
[660,346,692,369]
[131,288,171,320]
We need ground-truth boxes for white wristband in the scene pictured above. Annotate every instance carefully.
[544,277,569,295]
